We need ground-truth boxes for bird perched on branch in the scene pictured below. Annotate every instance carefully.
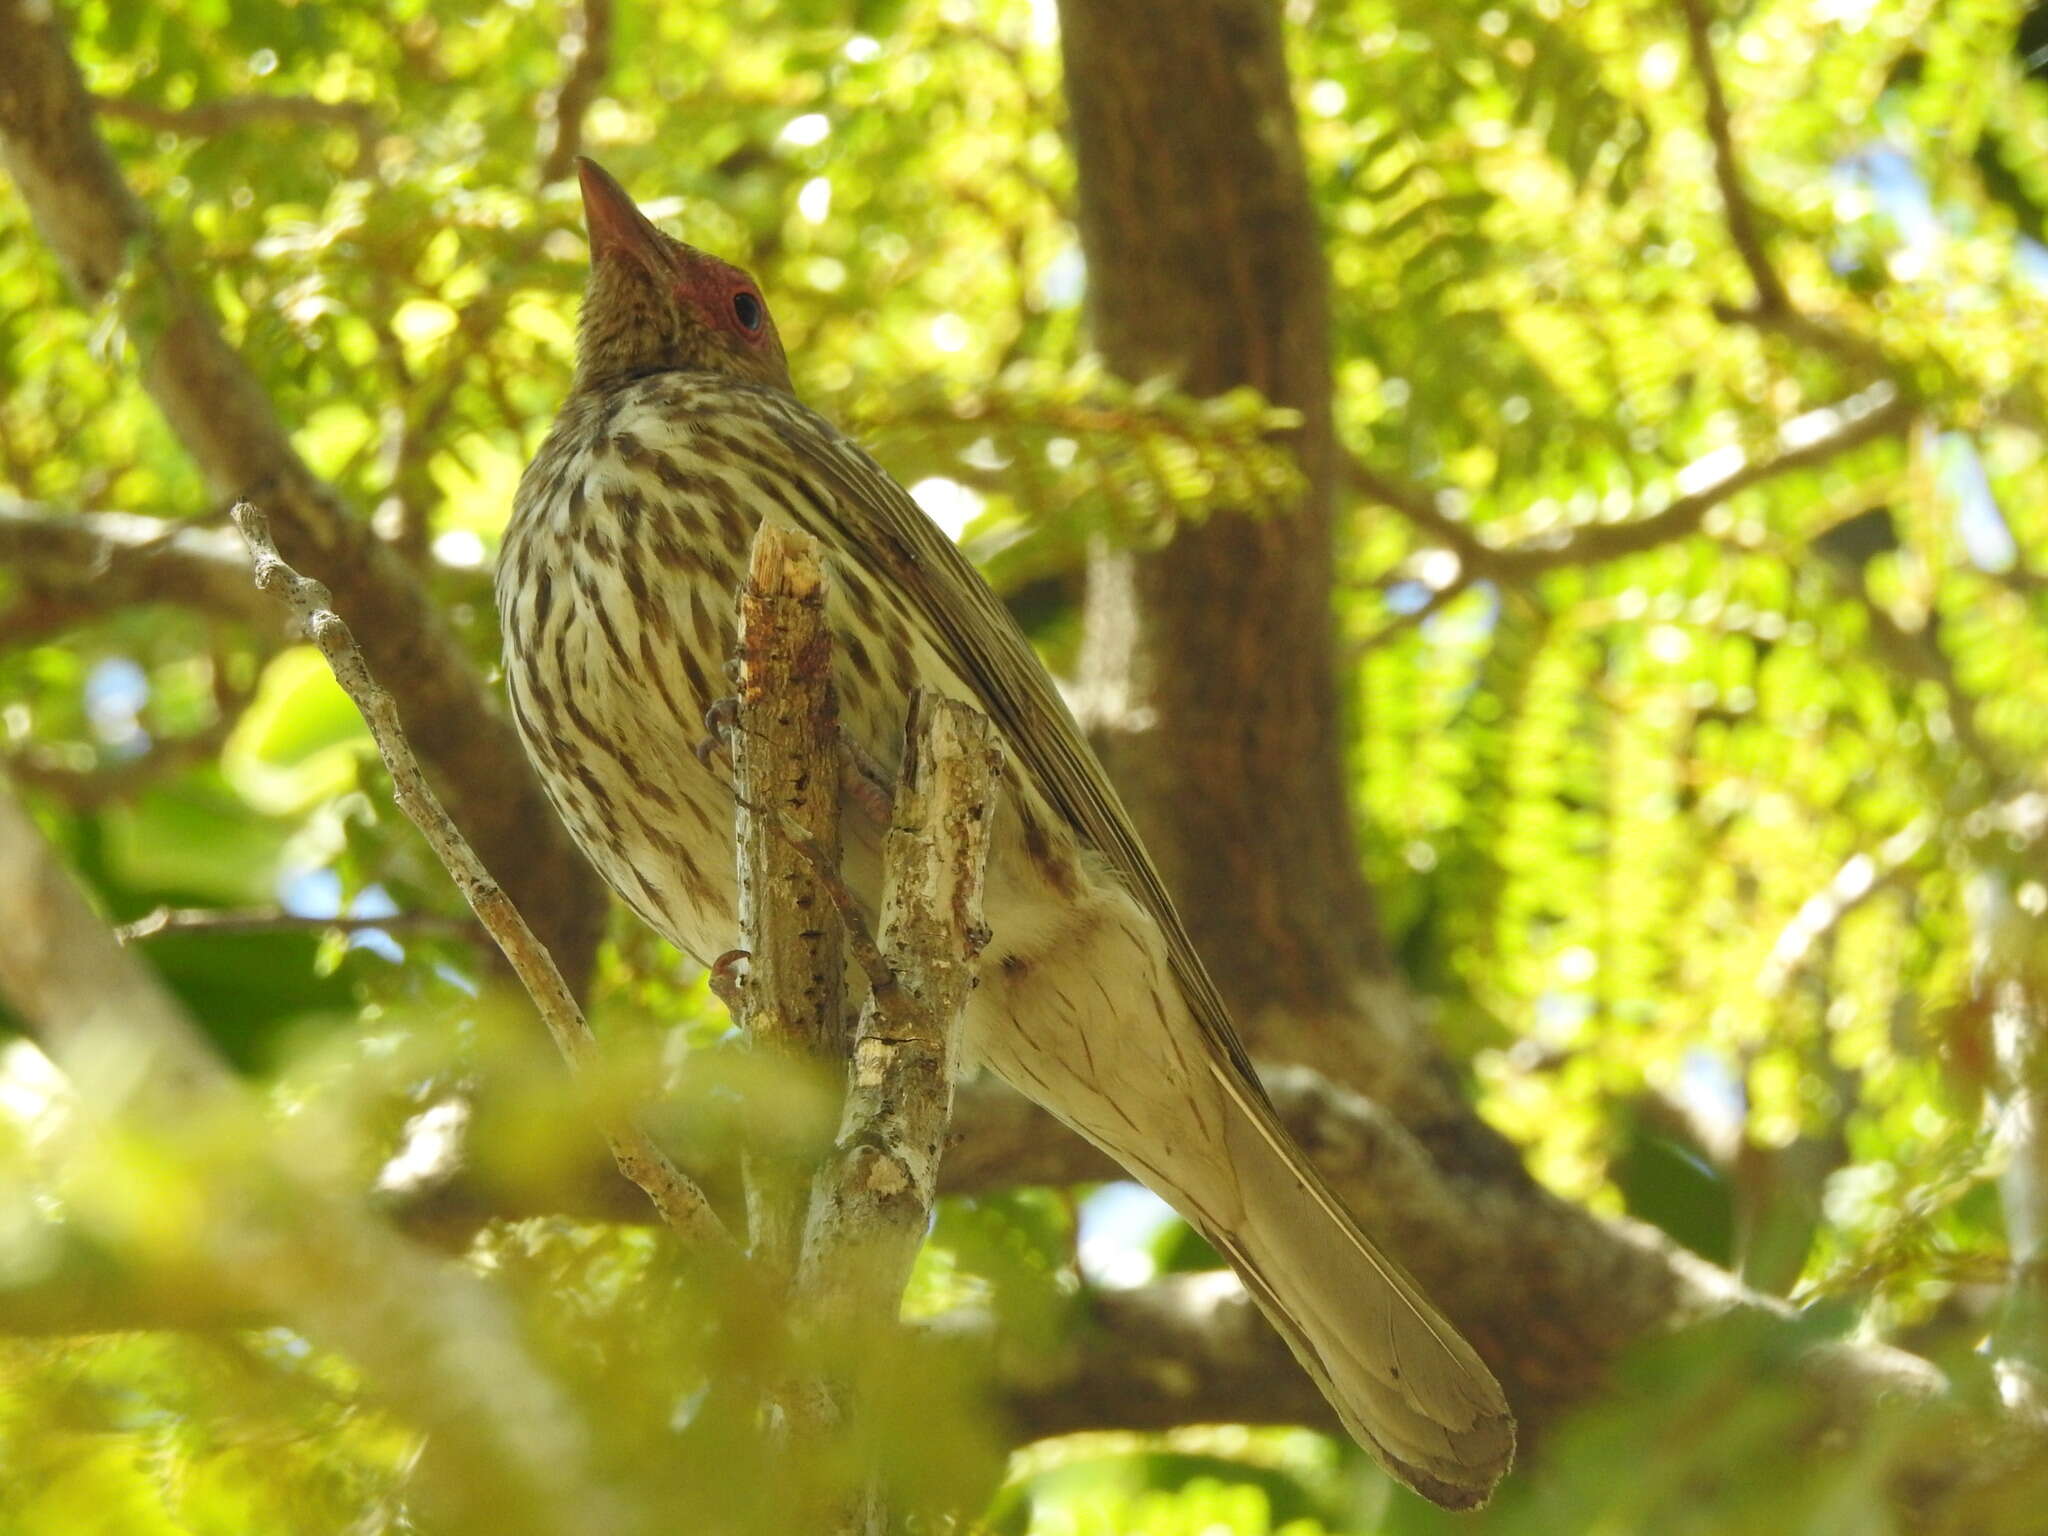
[498,158,1512,1508]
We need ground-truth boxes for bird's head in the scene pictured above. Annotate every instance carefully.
[570,158,793,394]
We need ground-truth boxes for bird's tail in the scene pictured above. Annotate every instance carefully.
[1189,1089,1515,1509]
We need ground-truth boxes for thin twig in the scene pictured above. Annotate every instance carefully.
[1349,573,1477,655]
[229,499,736,1257]
[92,92,380,174]
[116,905,484,946]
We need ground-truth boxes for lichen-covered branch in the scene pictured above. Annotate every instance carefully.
[735,526,849,1276]
[798,690,1001,1325]
[730,529,1000,1536]
[230,500,734,1257]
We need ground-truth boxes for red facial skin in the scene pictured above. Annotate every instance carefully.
[574,157,790,389]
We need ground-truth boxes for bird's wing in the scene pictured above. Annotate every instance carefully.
[750,386,1264,1092]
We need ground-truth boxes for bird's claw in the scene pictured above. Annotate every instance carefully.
[695,696,739,770]
[709,947,750,1015]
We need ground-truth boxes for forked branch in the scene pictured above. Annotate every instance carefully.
[733,526,1002,1536]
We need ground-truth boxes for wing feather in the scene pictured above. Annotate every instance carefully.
[754,387,1264,1093]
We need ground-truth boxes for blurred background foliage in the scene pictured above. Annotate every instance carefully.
[3,0,2048,1530]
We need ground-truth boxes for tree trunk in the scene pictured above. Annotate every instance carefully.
[1062,0,1387,1030]
[1049,0,1982,1464]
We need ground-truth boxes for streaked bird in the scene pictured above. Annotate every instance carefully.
[497,158,1513,1507]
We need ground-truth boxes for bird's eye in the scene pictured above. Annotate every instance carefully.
[732,291,764,333]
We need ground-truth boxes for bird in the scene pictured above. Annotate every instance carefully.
[497,157,1513,1508]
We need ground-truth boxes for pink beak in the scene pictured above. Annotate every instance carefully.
[577,157,667,267]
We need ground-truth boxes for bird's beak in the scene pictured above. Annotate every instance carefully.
[577,157,667,269]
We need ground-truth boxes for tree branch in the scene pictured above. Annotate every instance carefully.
[536,0,614,183]
[735,527,851,1278]
[725,527,1000,1534]
[115,904,484,945]
[0,0,608,994]
[798,690,1001,1325]
[1347,384,1913,584]
[1675,0,1898,375]
[0,498,277,627]
[92,90,379,173]
[230,500,735,1257]
[1675,0,1787,316]
[0,777,624,1536]
[1508,387,1910,572]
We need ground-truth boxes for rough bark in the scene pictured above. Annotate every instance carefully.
[797,689,1001,1324]
[0,0,607,994]
[792,691,1001,1536]
[1062,0,1387,1031]
[730,529,1001,1536]
[735,528,850,1276]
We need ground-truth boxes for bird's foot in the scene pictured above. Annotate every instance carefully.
[694,696,739,771]
[708,947,750,1016]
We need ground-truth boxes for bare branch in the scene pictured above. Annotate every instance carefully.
[1675,0,1788,316]
[0,0,607,993]
[0,498,494,629]
[728,528,999,1534]
[0,498,276,626]
[230,500,736,1257]
[536,0,615,183]
[735,526,850,1277]
[115,904,484,946]
[93,91,379,173]
[1508,386,1911,572]
[1347,384,1912,583]
[798,691,1002,1323]
[1345,459,1498,578]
